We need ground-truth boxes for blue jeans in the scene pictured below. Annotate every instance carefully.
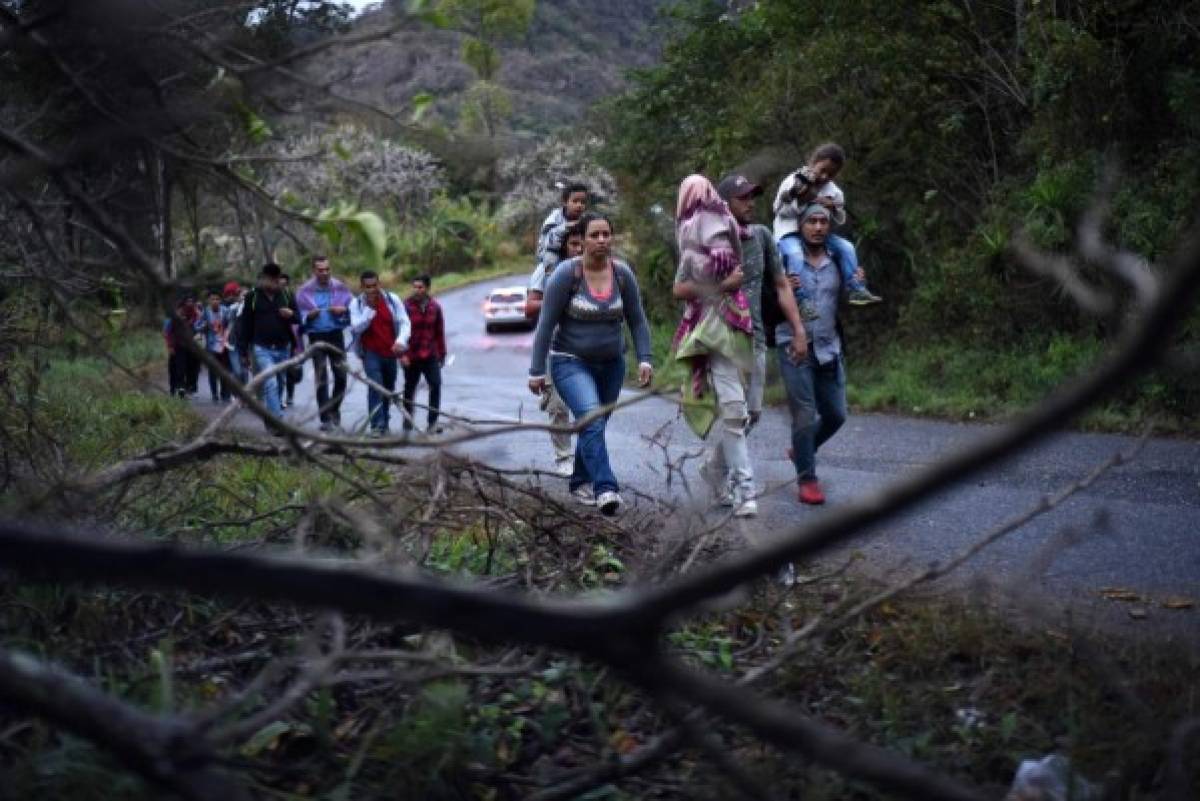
[361,350,398,432]
[252,344,291,419]
[227,349,247,385]
[777,347,847,482]
[549,355,625,494]
[778,233,864,300]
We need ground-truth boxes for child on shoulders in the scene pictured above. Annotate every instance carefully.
[772,142,881,319]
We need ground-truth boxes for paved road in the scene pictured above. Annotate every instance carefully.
[226,275,1200,643]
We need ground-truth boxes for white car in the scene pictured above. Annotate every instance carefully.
[483,286,535,333]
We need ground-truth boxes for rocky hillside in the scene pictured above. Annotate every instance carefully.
[321,0,667,135]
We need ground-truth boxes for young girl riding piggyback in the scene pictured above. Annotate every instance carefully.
[772,142,882,319]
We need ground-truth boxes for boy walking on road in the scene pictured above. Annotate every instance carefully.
[349,271,410,437]
[401,274,448,435]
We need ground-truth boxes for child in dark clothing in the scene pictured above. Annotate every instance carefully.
[163,293,201,397]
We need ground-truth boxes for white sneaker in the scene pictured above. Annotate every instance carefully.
[571,486,596,506]
[596,491,622,516]
[553,457,574,478]
[733,498,758,518]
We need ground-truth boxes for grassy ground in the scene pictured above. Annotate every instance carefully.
[644,321,1198,435]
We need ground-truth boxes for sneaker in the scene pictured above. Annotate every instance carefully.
[553,457,574,478]
[571,486,596,506]
[798,299,821,321]
[777,562,797,587]
[848,288,883,306]
[596,491,622,517]
[368,428,386,439]
[427,424,444,435]
[733,498,758,518]
[318,420,333,433]
[718,484,735,508]
[798,479,825,505]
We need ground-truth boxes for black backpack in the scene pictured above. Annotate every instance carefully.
[761,271,786,348]
[761,239,843,349]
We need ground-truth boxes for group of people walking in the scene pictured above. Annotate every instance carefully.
[527,142,878,517]
[164,257,447,437]
[166,141,875,520]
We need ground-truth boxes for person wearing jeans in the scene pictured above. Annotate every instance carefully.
[252,343,292,419]
[778,349,847,487]
[549,355,626,499]
[349,270,410,436]
[237,263,299,432]
[775,202,851,504]
[528,212,654,517]
[401,274,447,434]
[296,256,353,431]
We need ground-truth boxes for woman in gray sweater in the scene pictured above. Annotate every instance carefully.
[528,212,654,516]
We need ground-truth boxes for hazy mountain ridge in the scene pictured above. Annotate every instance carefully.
[321,0,667,135]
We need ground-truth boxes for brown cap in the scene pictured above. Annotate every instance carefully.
[716,173,763,201]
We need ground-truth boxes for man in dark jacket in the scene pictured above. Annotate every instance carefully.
[237,263,299,428]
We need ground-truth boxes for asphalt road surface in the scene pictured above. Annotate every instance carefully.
[222,274,1200,644]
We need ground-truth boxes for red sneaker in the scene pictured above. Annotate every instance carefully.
[798,479,825,505]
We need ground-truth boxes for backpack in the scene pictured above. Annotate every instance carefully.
[568,259,627,297]
[527,259,629,321]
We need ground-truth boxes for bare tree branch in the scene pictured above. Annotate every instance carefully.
[0,646,247,801]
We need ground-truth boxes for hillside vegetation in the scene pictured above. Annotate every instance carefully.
[601,0,1200,429]
[312,0,666,135]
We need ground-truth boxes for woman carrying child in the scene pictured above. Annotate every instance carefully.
[528,212,654,517]
[671,174,759,518]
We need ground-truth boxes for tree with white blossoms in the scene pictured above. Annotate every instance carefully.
[261,124,446,222]
[496,133,618,236]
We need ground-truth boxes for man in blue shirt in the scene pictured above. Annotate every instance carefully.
[776,204,851,505]
[296,256,353,431]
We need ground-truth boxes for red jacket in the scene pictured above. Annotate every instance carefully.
[403,296,446,362]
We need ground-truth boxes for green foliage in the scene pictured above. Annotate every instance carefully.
[602,0,1200,424]
[435,0,536,135]
[311,204,389,271]
[436,0,537,45]
[388,194,506,276]
[459,79,515,136]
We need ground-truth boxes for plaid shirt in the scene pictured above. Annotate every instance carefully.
[403,296,446,361]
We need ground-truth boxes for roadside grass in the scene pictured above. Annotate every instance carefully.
[848,336,1197,433]
[644,320,1198,434]
[381,255,528,297]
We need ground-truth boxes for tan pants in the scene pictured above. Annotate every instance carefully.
[546,373,573,461]
[702,351,754,497]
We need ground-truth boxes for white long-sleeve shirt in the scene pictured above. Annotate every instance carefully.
[772,172,847,240]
